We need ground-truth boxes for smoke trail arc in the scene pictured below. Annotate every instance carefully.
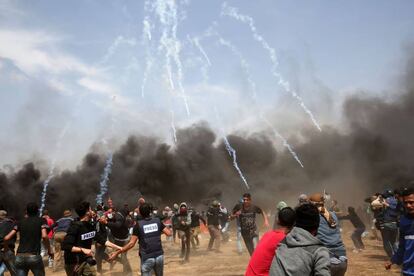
[222,2,321,132]
[223,136,250,189]
[214,107,250,189]
[154,0,190,116]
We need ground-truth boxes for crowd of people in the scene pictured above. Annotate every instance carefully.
[0,186,413,276]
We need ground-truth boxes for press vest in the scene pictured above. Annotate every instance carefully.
[136,217,163,261]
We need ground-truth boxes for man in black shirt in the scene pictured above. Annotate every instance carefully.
[62,201,121,276]
[4,202,53,276]
[189,208,206,248]
[109,203,171,276]
[0,210,17,276]
[99,206,132,275]
[207,200,222,252]
[231,193,269,256]
[338,206,366,251]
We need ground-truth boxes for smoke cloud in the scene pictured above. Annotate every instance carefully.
[1,52,414,219]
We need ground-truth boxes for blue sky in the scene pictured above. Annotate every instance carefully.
[0,0,413,168]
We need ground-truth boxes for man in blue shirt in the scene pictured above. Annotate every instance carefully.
[386,186,414,276]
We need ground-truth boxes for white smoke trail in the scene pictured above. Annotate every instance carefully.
[188,35,211,83]
[100,35,137,65]
[154,0,190,116]
[217,37,257,100]
[96,152,113,205]
[222,136,250,189]
[171,110,178,143]
[96,96,117,204]
[214,107,249,189]
[216,36,304,167]
[261,114,304,168]
[222,3,322,132]
[141,1,154,98]
[39,120,71,215]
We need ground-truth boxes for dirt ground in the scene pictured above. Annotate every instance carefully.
[7,221,402,275]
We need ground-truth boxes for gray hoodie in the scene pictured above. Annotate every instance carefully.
[269,227,330,276]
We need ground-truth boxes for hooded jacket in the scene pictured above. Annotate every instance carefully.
[269,227,330,276]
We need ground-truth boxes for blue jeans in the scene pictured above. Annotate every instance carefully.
[141,255,163,276]
[236,227,243,253]
[15,255,45,276]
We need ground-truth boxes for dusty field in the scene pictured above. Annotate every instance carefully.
[7,221,402,275]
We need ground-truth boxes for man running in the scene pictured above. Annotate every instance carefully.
[231,193,269,256]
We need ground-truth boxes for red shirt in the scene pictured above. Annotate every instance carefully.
[45,217,54,239]
[245,230,286,276]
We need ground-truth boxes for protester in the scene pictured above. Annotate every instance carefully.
[171,203,179,243]
[309,193,347,276]
[269,204,330,276]
[62,201,121,276]
[41,210,55,268]
[246,207,296,276]
[338,206,366,252]
[274,201,288,229]
[110,202,171,276]
[162,207,174,242]
[94,204,108,274]
[0,210,17,276]
[367,193,385,241]
[381,189,400,258]
[298,194,309,206]
[174,202,191,262]
[4,203,53,276]
[232,193,269,256]
[51,209,74,271]
[189,208,206,248]
[219,204,230,243]
[100,206,133,275]
[207,200,222,253]
[385,186,414,275]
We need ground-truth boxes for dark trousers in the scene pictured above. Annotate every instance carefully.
[0,250,16,276]
[207,225,221,251]
[15,255,44,276]
[330,260,347,276]
[64,264,75,276]
[351,227,365,249]
[178,230,191,261]
[173,227,177,243]
[95,243,106,273]
[381,223,398,258]
[241,233,256,256]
